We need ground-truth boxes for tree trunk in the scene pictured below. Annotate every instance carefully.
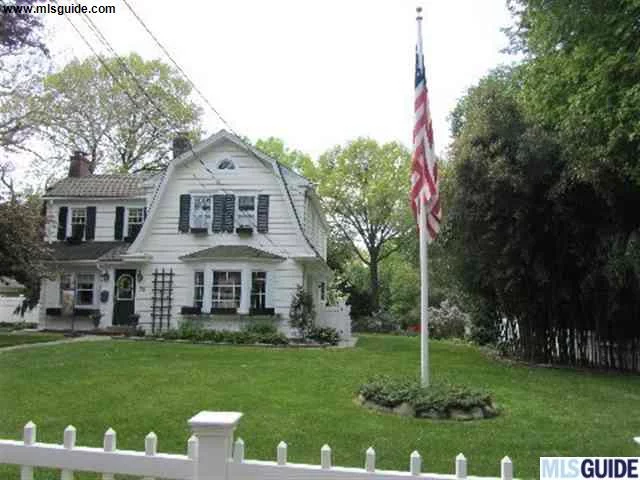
[369,253,380,312]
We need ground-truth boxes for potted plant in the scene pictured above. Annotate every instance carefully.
[90,311,103,330]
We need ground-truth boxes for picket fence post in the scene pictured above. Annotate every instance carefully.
[188,411,243,480]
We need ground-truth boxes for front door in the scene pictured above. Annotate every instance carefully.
[113,269,136,325]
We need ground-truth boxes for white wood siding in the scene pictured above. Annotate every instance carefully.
[43,199,146,243]
[134,140,311,327]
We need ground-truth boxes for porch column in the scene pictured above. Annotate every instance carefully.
[238,267,251,314]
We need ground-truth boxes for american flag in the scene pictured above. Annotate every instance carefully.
[410,21,441,241]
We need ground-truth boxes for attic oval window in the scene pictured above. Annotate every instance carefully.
[217,159,235,170]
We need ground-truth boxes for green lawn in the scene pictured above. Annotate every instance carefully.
[0,336,639,479]
[0,332,63,348]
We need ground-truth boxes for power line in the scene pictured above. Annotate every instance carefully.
[117,2,323,259]
[66,11,291,256]
[121,0,239,137]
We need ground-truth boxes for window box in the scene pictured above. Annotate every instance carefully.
[189,227,208,234]
[210,307,238,315]
[181,306,202,315]
[73,308,100,317]
[46,307,62,316]
[236,225,253,235]
[250,307,275,316]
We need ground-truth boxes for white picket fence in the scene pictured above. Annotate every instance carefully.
[0,411,514,480]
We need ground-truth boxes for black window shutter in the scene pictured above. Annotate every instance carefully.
[257,195,269,233]
[179,194,191,233]
[143,206,147,220]
[212,195,225,233]
[57,207,68,240]
[223,194,235,233]
[114,206,125,240]
[85,206,96,240]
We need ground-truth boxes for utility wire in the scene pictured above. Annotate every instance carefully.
[117,2,323,259]
[121,0,239,138]
[67,11,290,256]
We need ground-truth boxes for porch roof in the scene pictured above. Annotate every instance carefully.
[46,241,129,262]
[179,245,284,261]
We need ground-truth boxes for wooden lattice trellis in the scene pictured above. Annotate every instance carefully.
[150,268,173,334]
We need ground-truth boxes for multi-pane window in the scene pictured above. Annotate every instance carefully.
[128,207,144,238]
[251,271,266,310]
[193,271,204,310]
[211,271,241,310]
[59,273,94,306]
[70,208,86,238]
[76,274,95,305]
[190,195,212,230]
[218,159,235,170]
[237,196,255,226]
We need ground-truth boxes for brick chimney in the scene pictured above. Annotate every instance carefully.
[68,151,91,178]
[172,133,192,159]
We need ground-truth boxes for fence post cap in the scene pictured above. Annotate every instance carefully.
[189,411,243,435]
[502,456,512,463]
[457,453,466,460]
[634,437,640,445]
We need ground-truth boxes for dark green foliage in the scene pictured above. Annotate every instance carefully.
[159,323,289,346]
[358,375,495,417]
[448,65,640,369]
[243,321,278,336]
[289,285,315,339]
[307,326,340,345]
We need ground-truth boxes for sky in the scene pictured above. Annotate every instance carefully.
[16,0,516,183]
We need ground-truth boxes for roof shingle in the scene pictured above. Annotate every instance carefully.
[180,245,284,261]
[44,175,148,198]
[46,241,129,262]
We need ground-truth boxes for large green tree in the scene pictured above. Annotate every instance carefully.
[316,138,413,311]
[448,68,640,367]
[508,0,640,190]
[30,53,203,178]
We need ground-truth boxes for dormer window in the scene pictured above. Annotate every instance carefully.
[127,207,144,239]
[217,158,235,170]
[190,195,212,231]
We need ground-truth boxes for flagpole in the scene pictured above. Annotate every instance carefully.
[416,6,430,388]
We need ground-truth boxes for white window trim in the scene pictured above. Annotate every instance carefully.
[236,194,257,229]
[190,194,213,231]
[125,206,145,237]
[67,207,87,239]
[192,262,275,314]
[59,272,97,308]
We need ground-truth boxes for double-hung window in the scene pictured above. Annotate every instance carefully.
[251,271,266,310]
[70,208,86,239]
[190,195,212,231]
[193,271,204,310]
[211,271,241,310]
[237,195,255,227]
[127,207,144,238]
[59,273,95,306]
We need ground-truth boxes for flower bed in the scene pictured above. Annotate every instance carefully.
[357,376,499,420]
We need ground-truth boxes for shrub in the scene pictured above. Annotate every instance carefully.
[358,375,496,418]
[289,285,315,339]
[243,321,278,336]
[352,311,400,333]
[307,326,340,345]
[155,326,288,346]
[428,300,469,340]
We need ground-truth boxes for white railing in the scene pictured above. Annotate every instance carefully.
[318,300,352,339]
[0,411,514,480]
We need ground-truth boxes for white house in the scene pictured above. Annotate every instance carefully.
[39,130,350,338]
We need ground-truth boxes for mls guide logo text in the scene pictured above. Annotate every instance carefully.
[541,458,640,479]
